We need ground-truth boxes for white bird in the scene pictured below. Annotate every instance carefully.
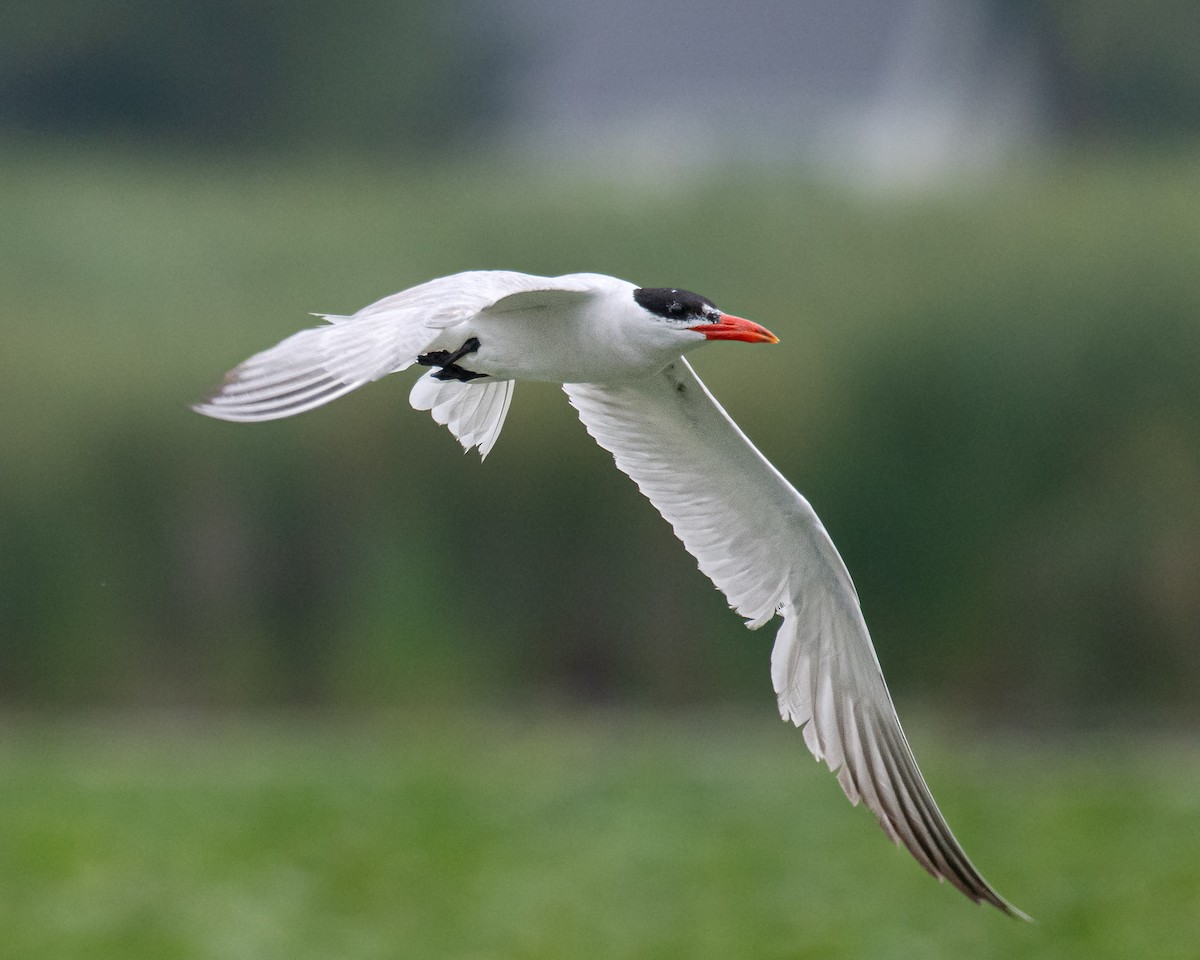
[194,270,1024,916]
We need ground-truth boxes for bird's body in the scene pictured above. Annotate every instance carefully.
[417,273,685,383]
[195,270,1024,917]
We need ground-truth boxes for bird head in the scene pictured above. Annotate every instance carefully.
[632,287,779,344]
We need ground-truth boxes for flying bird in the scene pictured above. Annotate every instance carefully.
[194,270,1024,916]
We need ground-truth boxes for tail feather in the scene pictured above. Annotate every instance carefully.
[409,374,514,459]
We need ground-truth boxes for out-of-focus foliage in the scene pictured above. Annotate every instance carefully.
[996,0,1200,137]
[0,0,514,149]
[2,716,1199,958]
[3,0,1199,149]
[2,147,1199,717]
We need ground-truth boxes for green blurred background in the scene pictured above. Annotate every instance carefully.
[2,1,1200,956]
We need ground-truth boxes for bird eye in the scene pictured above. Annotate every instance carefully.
[666,301,684,315]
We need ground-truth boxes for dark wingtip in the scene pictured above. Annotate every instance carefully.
[994,897,1034,923]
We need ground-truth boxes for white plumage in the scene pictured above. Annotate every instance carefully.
[409,375,514,460]
[195,270,1024,917]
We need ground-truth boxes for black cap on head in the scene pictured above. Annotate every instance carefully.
[633,287,718,320]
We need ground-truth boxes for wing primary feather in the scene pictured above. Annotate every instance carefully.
[842,701,889,820]
[214,367,337,402]
[212,375,350,412]
[868,711,1023,916]
[197,378,362,422]
[867,713,959,883]
[831,691,863,805]
[856,711,906,846]
[874,718,976,883]
[871,715,1021,914]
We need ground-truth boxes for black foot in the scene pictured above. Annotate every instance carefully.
[417,337,487,382]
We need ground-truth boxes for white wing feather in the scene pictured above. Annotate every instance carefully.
[193,271,589,423]
[565,359,1023,916]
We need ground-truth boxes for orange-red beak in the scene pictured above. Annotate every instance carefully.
[689,314,780,344]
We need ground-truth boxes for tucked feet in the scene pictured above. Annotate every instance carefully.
[417,337,487,382]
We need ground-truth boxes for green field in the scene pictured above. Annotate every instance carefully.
[2,713,1198,959]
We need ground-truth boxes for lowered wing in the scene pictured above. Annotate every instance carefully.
[565,358,1023,916]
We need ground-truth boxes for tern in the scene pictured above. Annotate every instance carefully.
[195,270,1023,916]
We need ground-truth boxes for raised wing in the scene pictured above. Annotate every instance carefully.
[565,359,1023,916]
[193,271,591,422]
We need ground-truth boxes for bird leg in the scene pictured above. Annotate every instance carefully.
[416,337,487,382]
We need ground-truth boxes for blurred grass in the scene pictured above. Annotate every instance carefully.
[3,144,1200,713]
[1,711,1199,959]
